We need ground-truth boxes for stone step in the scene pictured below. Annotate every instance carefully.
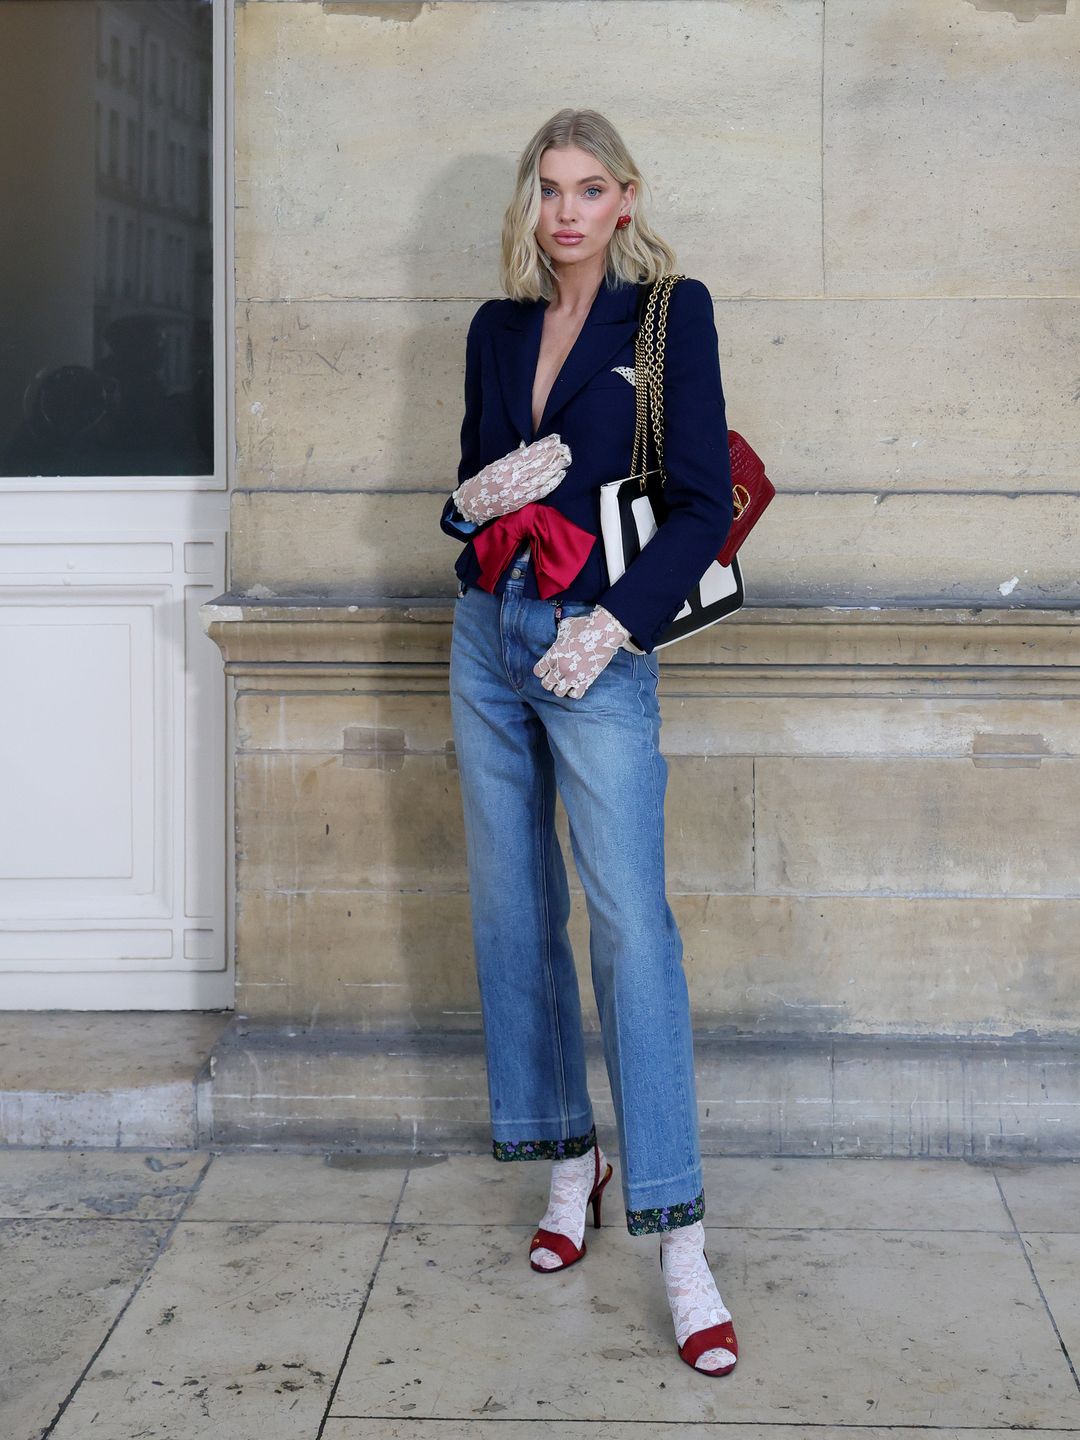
[5,1013,1077,1156]
[0,1012,231,1148]
[208,1022,1080,1159]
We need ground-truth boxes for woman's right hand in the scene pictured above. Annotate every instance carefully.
[451,434,571,524]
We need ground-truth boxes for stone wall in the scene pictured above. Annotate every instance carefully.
[231,0,1080,607]
[205,599,1080,1040]
[209,0,1080,1145]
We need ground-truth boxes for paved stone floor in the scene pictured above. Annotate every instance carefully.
[2,1147,1079,1440]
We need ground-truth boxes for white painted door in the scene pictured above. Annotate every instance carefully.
[0,0,232,1009]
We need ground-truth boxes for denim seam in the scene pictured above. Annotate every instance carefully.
[639,654,698,1183]
[536,736,569,1134]
[630,1169,703,1192]
[492,1114,592,1129]
[497,588,518,691]
[568,724,630,1215]
[611,664,656,1203]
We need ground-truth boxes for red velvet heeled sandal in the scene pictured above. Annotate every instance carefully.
[528,1143,614,1272]
[659,1243,739,1375]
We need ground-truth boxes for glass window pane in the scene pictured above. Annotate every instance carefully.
[0,0,214,479]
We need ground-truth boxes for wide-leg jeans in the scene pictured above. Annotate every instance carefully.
[448,544,706,1235]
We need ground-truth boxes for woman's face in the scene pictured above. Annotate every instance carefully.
[535,145,634,270]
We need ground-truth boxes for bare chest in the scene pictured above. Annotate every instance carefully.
[531,310,589,434]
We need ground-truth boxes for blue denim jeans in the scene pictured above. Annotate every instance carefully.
[448,543,706,1235]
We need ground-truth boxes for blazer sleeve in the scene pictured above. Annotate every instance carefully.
[440,299,495,542]
[595,277,734,652]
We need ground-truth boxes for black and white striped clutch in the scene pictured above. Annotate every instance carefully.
[598,467,744,653]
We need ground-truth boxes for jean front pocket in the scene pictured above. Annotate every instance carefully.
[550,599,594,637]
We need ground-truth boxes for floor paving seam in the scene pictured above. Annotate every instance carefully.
[992,1166,1080,1399]
[38,1148,215,1437]
[314,1162,413,1439]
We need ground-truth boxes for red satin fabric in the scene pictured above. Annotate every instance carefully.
[471,502,596,599]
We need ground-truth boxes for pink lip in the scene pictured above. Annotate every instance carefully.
[553,233,584,245]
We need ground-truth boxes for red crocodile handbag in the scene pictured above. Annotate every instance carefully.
[719,428,775,568]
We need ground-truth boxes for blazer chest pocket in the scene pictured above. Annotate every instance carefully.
[588,375,637,394]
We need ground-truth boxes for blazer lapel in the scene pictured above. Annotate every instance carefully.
[493,276,642,444]
[493,301,544,445]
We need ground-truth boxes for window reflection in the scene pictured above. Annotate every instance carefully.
[0,0,214,479]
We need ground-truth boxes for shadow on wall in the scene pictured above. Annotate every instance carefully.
[383,153,514,599]
[374,152,513,1025]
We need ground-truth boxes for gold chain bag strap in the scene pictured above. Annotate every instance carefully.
[630,273,680,492]
[633,275,775,560]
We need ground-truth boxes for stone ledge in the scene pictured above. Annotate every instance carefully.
[200,595,1080,681]
[208,1022,1080,1159]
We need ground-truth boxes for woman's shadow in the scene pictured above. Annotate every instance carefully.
[369,154,598,1101]
[366,153,510,1044]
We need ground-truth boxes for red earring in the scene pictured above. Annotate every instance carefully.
[616,214,632,229]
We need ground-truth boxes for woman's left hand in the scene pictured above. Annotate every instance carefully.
[534,605,631,699]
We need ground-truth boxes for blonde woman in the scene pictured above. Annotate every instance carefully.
[441,109,738,1377]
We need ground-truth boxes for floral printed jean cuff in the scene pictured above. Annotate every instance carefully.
[492,1122,598,1162]
[491,1125,705,1235]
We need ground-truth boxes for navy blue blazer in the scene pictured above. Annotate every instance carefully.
[439,273,734,653]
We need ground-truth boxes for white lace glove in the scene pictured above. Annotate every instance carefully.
[451,434,571,524]
[533,605,631,699]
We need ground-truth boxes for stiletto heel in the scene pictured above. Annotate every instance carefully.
[589,1177,606,1229]
[529,1143,614,1272]
[660,1242,739,1375]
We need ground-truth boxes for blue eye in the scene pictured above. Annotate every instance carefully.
[540,184,604,199]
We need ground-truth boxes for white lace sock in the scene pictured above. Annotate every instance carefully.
[531,1142,610,1269]
[660,1219,737,1371]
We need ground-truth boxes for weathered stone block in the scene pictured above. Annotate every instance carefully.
[755,757,1080,896]
[208,603,1080,1037]
[677,894,1080,1037]
[228,488,1080,608]
[235,0,822,300]
[234,884,1080,1037]
[235,890,480,1029]
[236,691,453,754]
[235,752,466,894]
[234,740,751,900]
[234,298,1080,496]
[825,0,1080,296]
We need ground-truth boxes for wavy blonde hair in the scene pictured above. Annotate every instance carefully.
[500,109,678,303]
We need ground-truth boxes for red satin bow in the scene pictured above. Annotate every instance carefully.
[472,502,596,599]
